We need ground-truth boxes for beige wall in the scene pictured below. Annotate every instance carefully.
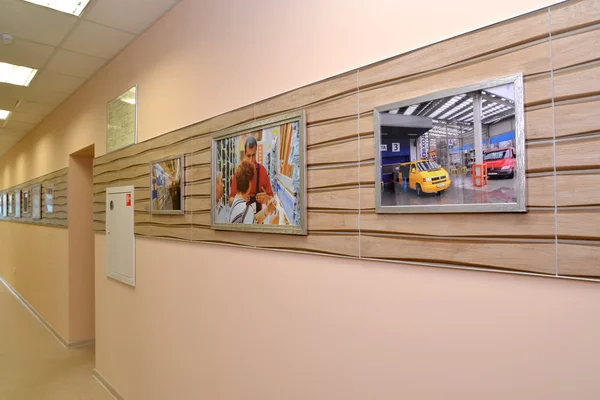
[5,0,600,399]
[95,235,600,399]
[0,223,69,339]
[68,153,95,342]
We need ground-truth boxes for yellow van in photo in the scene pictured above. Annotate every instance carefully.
[397,160,451,196]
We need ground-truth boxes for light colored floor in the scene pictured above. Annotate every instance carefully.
[0,282,113,400]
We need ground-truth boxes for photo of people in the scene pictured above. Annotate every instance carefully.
[212,111,306,235]
[150,156,183,213]
[375,75,526,213]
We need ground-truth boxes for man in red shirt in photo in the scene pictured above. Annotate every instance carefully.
[229,135,274,213]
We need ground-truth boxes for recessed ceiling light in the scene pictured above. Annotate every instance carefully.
[0,62,38,86]
[0,109,10,120]
[23,0,91,16]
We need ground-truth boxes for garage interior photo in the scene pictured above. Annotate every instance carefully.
[379,82,518,207]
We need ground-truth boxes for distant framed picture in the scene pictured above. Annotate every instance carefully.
[211,110,307,235]
[15,189,21,218]
[44,185,54,214]
[1,193,6,217]
[150,155,184,214]
[22,189,30,216]
[31,184,41,219]
[8,192,14,216]
[0,193,3,217]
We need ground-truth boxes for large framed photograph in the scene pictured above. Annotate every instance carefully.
[31,184,41,219]
[150,155,184,214]
[374,74,526,213]
[211,110,307,235]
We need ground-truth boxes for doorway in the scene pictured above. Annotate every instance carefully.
[68,145,96,344]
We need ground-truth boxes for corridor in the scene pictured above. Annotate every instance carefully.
[0,281,112,400]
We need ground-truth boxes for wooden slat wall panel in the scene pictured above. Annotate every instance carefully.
[360,235,556,274]
[0,168,69,228]
[92,0,600,281]
[359,41,552,115]
[558,242,600,278]
[551,0,600,33]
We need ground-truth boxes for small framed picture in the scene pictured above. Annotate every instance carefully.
[8,192,14,216]
[31,185,41,219]
[150,155,184,214]
[15,189,21,218]
[22,190,30,215]
[1,193,6,217]
[44,185,54,214]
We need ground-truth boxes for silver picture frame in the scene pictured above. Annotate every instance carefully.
[44,185,54,214]
[211,110,307,235]
[374,73,526,214]
[106,85,138,154]
[149,155,185,215]
[31,184,41,219]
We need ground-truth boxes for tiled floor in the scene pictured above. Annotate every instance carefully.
[0,282,113,400]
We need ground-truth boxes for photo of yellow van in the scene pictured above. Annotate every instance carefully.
[395,160,451,196]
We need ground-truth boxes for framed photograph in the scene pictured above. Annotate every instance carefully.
[8,192,14,216]
[14,189,21,218]
[211,110,307,235]
[31,184,41,219]
[374,74,526,213]
[22,189,30,216]
[150,155,184,214]
[44,185,54,214]
[1,193,6,217]
[106,85,138,153]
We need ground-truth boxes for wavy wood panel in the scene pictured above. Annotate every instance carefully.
[556,136,600,170]
[92,0,600,280]
[360,235,556,274]
[359,41,551,116]
[557,209,600,239]
[551,0,600,34]
[558,242,600,278]
[0,168,69,228]
[556,173,600,206]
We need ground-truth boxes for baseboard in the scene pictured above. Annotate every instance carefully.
[93,368,126,400]
[0,276,95,349]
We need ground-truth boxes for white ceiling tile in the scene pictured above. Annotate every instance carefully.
[46,49,106,79]
[32,70,86,93]
[24,88,70,106]
[0,38,55,69]
[0,0,77,46]
[2,119,35,134]
[10,100,54,124]
[62,20,136,59]
[0,97,18,110]
[0,83,27,110]
[83,0,179,34]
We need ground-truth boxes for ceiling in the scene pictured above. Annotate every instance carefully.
[0,0,180,157]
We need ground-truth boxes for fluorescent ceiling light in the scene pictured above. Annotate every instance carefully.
[0,110,10,119]
[0,62,38,86]
[23,0,91,16]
